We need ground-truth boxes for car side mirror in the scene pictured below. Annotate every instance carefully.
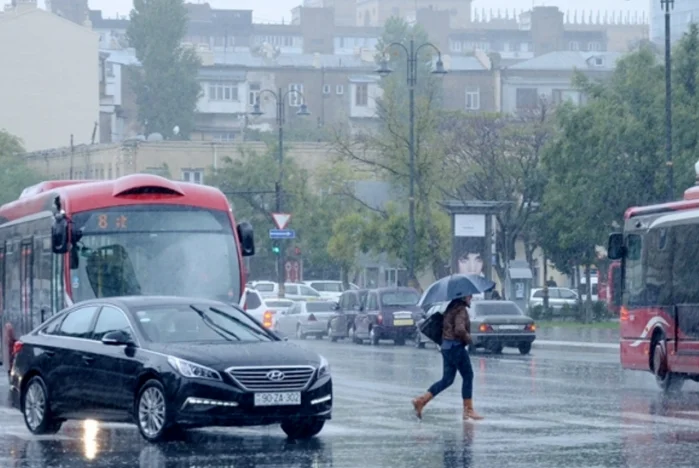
[102,330,134,346]
[51,215,69,254]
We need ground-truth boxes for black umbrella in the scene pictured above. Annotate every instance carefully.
[418,274,496,345]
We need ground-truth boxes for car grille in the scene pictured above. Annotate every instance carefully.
[226,366,316,392]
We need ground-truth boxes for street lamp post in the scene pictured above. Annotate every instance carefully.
[250,88,310,298]
[375,38,446,285]
[662,0,674,201]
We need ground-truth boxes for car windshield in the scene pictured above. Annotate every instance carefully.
[381,291,420,307]
[70,206,241,304]
[474,303,523,316]
[133,303,273,343]
[306,302,335,312]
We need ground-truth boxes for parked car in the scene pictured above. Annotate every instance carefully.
[529,287,578,312]
[469,300,536,355]
[9,297,332,442]
[239,288,277,329]
[249,281,324,301]
[274,301,337,340]
[327,289,368,342]
[303,281,359,301]
[352,287,422,346]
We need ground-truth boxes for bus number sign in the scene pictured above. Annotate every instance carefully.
[96,214,128,230]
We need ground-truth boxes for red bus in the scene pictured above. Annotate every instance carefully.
[608,175,699,392]
[0,174,254,371]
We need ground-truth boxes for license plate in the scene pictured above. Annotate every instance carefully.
[499,325,521,330]
[394,319,414,326]
[254,392,301,406]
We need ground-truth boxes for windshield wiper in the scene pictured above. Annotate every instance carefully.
[190,305,240,341]
[208,307,271,341]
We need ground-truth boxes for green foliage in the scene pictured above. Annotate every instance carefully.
[208,146,361,280]
[0,130,41,205]
[127,0,202,139]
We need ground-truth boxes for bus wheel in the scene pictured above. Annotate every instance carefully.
[652,335,684,393]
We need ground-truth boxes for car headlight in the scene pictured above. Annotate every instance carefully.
[167,356,221,381]
[317,355,330,378]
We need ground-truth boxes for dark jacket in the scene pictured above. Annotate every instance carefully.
[442,300,471,345]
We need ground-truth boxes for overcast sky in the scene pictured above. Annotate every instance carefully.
[23,0,648,24]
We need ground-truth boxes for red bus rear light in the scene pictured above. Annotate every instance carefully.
[12,341,23,356]
[262,311,274,329]
[307,314,317,322]
[620,306,630,321]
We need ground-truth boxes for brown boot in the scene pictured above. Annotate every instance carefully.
[412,392,433,419]
[463,399,484,420]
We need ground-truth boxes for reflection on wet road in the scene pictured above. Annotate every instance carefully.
[2,340,699,467]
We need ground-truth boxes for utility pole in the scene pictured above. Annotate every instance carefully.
[376,38,446,285]
[662,0,674,201]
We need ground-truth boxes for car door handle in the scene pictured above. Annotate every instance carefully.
[82,355,94,364]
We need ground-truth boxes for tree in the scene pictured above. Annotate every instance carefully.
[329,18,451,285]
[327,212,368,287]
[0,130,41,205]
[127,0,201,139]
[440,108,552,283]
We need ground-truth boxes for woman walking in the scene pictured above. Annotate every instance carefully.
[412,295,483,421]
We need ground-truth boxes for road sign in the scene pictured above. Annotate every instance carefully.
[269,229,295,239]
[271,213,291,230]
[285,260,301,282]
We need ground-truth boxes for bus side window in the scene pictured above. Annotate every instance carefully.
[52,249,65,312]
[4,240,20,333]
[34,236,53,323]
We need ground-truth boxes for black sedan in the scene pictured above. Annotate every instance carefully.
[9,296,332,442]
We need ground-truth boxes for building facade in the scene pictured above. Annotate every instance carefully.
[0,1,99,151]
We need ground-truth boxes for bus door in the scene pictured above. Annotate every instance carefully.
[20,238,33,332]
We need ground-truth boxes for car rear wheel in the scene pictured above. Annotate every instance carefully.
[137,379,177,443]
[394,338,405,346]
[518,342,532,355]
[22,376,62,435]
[488,343,504,354]
[281,417,326,439]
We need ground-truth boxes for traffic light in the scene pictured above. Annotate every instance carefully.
[272,244,280,255]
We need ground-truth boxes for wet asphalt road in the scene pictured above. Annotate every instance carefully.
[1,337,699,468]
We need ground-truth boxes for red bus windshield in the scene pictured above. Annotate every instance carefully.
[69,205,241,304]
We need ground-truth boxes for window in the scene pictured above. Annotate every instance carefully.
[41,314,64,335]
[299,285,320,297]
[245,290,262,310]
[57,306,99,339]
[624,234,643,306]
[92,306,133,341]
[288,83,304,107]
[248,82,260,106]
[381,291,420,307]
[355,83,368,106]
[465,87,480,110]
[366,293,378,310]
[306,302,335,312]
[552,89,580,105]
[569,41,580,51]
[558,289,578,300]
[208,82,239,101]
[182,169,204,184]
[285,284,299,295]
[474,303,523,316]
[336,84,344,95]
[588,42,602,51]
[516,88,539,110]
[323,84,331,95]
[211,132,235,142]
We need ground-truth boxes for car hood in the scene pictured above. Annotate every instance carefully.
[151,341,323,370]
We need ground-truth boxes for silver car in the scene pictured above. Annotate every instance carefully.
[274,300,337,339]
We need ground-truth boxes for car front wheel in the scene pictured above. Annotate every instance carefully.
[22,376,62,435]
[281,417,326,439]
[136,379,177,443]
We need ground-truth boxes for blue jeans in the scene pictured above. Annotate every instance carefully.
[427,345,474,399]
